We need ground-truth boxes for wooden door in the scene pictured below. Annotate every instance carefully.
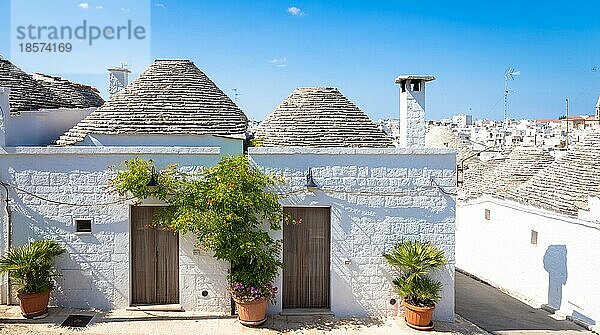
[131,206,179,305]
[283,207,331,309]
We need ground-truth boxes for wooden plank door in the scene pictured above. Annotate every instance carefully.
[283,207,331,309]
[131,206,179,305]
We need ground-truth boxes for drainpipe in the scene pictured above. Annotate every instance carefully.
[0,182,11,305]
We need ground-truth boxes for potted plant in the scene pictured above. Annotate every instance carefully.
[383,240,446,331]
[112,155,284,326]
[0,240,65,319]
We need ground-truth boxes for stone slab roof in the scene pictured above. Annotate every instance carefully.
[254,87,393,148]
[425,126,477,165]
[32,73,104,109]
[0,59,102,112]
[461,147,554,201]
[56,60,248,145]
[506,132,600,216]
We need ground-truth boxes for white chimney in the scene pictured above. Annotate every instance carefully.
[395,75,435,148]
[108,65,131,98]
[0,87,10,147]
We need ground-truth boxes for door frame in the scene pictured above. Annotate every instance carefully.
[282,205,332,310]
[129,204,180,306]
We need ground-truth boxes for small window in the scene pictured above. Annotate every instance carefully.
[484,209,490,220]
[411,80,421,91]
[531,230,538,245]
[75,219,92,234]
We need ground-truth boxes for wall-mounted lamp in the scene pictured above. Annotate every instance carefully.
[305,168,319,192]
[146,166,158,191]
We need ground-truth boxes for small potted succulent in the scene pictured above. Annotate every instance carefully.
[383,240,446,330]
[0,240,65,319]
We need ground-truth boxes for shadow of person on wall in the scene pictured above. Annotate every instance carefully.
[543,245,568,309]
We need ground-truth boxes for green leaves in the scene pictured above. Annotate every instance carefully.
[383,240,446,307]
[0,240,65,294]
[111,155,284,289]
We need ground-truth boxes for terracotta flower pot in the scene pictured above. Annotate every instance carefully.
[17,291,51,319]
[235,298,268,327]
[403,300,435,329]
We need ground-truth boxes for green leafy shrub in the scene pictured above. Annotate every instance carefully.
[111,155,284,302]
[383,240,446,307]
[0,240,65,294]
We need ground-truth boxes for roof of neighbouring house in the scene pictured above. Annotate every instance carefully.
[32,73,104,109]
[0,58,103,112]
[425,126,477,164]
[461,146,554,201]
[254,87,393,148]
[505,132,600,216]
[56,59,248,146]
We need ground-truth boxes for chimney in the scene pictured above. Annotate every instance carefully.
[108,64,131,98]
[596,96,600,120]
[0,87,9,147]
[395,75,435,148]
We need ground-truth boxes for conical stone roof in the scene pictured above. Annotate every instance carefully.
[32,73,104,109]
[57,60,247,145]
[461,146,554,201]
[506,132,600,216]
[255,87,393,147]
[0,59,72,112]
[425,126,477,164]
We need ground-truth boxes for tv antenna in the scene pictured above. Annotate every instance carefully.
[232,88,241,103]
[504,67,520,125]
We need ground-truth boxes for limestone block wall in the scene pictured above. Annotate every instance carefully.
[0,147,228,310]
[457,196,600,331]
[249,147,457,321]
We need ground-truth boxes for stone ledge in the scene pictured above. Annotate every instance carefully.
[248,147,456,156]
[0,146,222,156]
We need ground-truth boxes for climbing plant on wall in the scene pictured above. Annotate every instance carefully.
[110,155,284,297]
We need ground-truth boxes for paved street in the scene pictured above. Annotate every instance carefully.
[456,271,593,334]
[0,305,488,335]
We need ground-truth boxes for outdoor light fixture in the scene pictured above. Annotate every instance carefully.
[305,168,319,192]
[146,166,158,191]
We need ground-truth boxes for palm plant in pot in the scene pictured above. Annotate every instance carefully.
[0,240,65,319]
[383,240,446,330]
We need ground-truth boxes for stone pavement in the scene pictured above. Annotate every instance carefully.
[456,271,594,335]
[0,306,489,335]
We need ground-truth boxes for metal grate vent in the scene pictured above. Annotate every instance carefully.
[61,314,93,328]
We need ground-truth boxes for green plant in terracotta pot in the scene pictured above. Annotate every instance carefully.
[383,240,446,330]
[112,155,284,326]
[0,240,65,319]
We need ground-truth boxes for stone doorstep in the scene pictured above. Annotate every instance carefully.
[280,308,335,316]
[125,304,184,312]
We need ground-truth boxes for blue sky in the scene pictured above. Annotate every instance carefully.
[1,0,600,121]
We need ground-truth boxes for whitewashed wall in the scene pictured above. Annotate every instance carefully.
[457,196,600,331]
[0,87,94,146]
[250,147,456,321]
[0,146,229,310]
[80,134,244,156]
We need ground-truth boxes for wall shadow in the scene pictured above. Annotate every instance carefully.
[543,244,567,310]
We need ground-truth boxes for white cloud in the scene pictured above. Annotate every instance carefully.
[121,7,130,12]
[287,6,305,16]
[95,5,103,9]
[155,3,166,8]
[78,2,90,9]
[269,57,288,68]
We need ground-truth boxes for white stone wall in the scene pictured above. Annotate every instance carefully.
[249,147,456,321]
[0,147,229,310]
[457,196,600,331]
[0,88,94,146]
[400,82,426,148]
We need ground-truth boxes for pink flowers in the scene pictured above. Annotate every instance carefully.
[228,282,278,303]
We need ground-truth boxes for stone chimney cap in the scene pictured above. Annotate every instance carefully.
[107,67,131,73]
[395,75,435,83]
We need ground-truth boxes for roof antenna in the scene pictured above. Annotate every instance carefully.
[504,67,520,127]
[232,88,241,103]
